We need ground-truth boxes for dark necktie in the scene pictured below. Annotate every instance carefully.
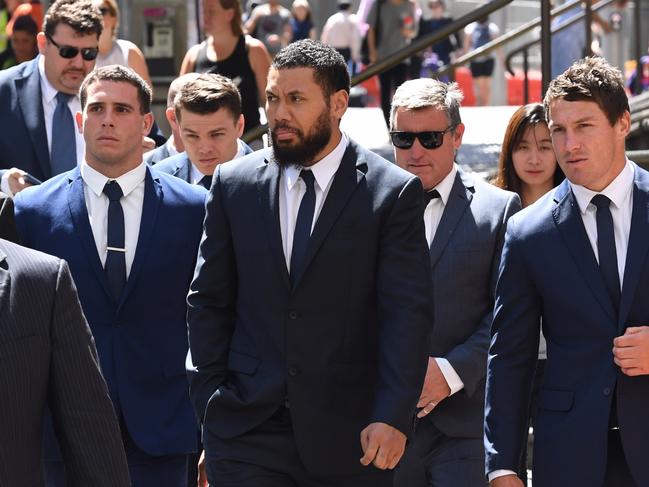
[200,175,213,190]
[424,189,441,206]
[290,170,316,286]
[103,181,126,302]
[591,194,621,313]
[51,92,77,175]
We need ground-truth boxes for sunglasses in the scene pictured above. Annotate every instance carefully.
[390,125,456,150]
[46,34,99,61]
[99,7,112,16]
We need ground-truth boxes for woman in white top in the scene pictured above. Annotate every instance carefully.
[93,0,152,88]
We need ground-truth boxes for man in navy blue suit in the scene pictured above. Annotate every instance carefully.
[155,73,253,189]
[188,39,432,487]
[15,65,206,487]
[485,57,649,487]
[0,0,102,195]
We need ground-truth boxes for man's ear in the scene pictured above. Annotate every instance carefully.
[330,89,349,120]
[235,114,245,138]
[142,112,154,136]
[36,32,47,55]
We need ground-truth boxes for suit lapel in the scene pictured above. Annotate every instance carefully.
[119,167,160,308]
[16,59,50,180]
[429,170,472,269]
[291,141,366,288]
[0,248,9,318]
[176,155,191,184]
[552,180,617,322]
[67,168,113,300]
[256,156,290,289]
[619,166,649,330]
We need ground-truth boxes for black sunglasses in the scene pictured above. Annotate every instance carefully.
[390,125,456,150]
[99,7,112,16]
[46,34,99,61]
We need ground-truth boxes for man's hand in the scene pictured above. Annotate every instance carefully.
[490,474,524,487]
[142,136,156,152]
[416,357,451,418]
[359,422,406,470]
[6,167,34,195]
[613,326,649,376]
[197,450,208,487]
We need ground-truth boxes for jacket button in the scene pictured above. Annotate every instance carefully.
[603,387,611,396]
[288,367,299,376]
[288,311,298,320]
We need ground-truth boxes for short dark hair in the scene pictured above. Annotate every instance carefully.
[544,56,629,126]
[44,0,103,39]
[79,65,152,115]
[13,14,38,36]
[272,39,350,97]
[173,73,242,123]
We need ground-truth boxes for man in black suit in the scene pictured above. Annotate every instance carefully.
[188,39,432,487]
[0,238,130,486]
[0,192,18,242]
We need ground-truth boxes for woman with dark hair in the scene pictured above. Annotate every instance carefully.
[0,13,38,69]
[180,0,271,137]
[492,102,564,484]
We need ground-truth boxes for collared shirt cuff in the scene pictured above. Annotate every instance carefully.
[435,357,464,395]
[1,171,13,197]
[488,469,519,482]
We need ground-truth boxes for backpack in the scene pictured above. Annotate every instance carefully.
[471,22,492,50]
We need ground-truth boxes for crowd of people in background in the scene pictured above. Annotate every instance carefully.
[0,1,649,487]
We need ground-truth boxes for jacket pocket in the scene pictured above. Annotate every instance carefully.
[538,388,574,412]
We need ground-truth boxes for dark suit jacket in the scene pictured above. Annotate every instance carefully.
[188,139,432,476]
[15,166,207,457]
[154,141,254,183]
[0,192,18,242]
[0,57,51,181]
[485,164,649,486]
[0,239,130,486]
[425,170,519,438]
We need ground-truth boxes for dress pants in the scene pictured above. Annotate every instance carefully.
[393,417,486,487]
[204,405,393,487]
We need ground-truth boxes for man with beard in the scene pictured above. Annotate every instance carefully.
[187,39,432,487]
[0,0,102,195]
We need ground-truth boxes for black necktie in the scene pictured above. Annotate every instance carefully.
[200,175,213,190]
[103,181,126,302]
[591,194,621,313]
[290,170,316,286]
[51,92,77,175]
[424,189,441,206]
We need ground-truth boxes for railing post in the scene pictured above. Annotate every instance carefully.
[584,0,593,57]
[634,0,643,95]
[523,49,530,104]
[541,0,552,96]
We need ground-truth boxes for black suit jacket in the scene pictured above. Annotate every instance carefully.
[188,139,432,476]
[0,192,18,243]
[0,239,130,486]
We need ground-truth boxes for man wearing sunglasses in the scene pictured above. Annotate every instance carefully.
[0,0,101,196]
[390,78,520,487]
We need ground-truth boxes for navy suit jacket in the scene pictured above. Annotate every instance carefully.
[0,57,51,181]
[485,163,649,486]
[154,141,254,183]
[14,166,207,457]
[187,139,432,476]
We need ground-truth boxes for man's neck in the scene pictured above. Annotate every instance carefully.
[86,158,142,180]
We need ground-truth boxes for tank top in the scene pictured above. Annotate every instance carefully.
[95,39,129,69]
[194,35,261,133]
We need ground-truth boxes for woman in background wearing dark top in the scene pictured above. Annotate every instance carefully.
[492,103,564,484]
[290,0,315,42]
[180,0,271,137]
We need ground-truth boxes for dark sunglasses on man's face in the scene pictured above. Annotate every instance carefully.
[390,125,456,150]
[46,34,99,61]
[99,7,112,16]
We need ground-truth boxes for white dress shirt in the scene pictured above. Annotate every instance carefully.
[81,161,146,277]
[321,11,362,61]
[489,159,634,482]
[424,164,464,396]
[189,139,250,185]
[279,133,347,272]
[1,56,85,195]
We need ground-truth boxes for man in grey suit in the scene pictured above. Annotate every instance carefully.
[390,78,520,487]
[0,238,130,486]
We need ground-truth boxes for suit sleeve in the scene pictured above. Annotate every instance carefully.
[0,193,19,243]
[48,260,131,487]
[484,215,542,474]
[371,175,433,437]
[445,192,521,397]
[187,165,237,423]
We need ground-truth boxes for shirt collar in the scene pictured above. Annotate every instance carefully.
[284,132,348,193]
[431,163,458,206]
[570,159,634,214]
[38,55,75,105]
[235,139,247,159]
[81,161,147,198]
